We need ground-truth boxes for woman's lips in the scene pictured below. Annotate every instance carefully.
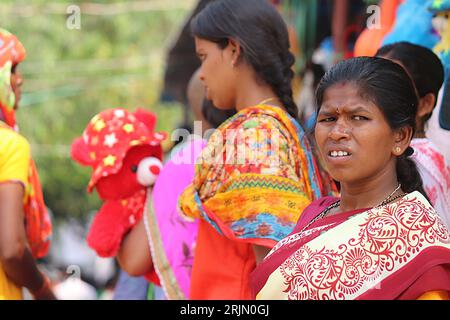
[325,148,353,164]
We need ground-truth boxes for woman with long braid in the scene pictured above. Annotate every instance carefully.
[178,0,335,299]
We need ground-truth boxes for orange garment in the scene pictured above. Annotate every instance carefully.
[418,291,449,300]
[189,220,256,300]
[354,0,403,57]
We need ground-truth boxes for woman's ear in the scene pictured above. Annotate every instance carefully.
[393,126,414,156]
[227,38,241,67]
[418,93,436,118]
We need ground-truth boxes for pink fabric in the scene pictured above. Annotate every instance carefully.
[411,138,450,227]
[151,139,206,298]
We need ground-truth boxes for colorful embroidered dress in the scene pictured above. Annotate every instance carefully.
[179,104,334,299]
[252,192,450,300]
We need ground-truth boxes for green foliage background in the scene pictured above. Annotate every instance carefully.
[1,0,194,223]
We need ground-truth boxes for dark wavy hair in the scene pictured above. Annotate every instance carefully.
[376,42,444,124]
[316,56,429,200]
[190,0,299,120]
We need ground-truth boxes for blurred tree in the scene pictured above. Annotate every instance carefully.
[0,0,194,222]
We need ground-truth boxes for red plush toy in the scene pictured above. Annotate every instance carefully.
[71,108,167,258]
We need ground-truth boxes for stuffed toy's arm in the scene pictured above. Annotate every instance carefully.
[87,200,129,257]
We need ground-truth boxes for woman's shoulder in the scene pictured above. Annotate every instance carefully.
[0,126,30,153]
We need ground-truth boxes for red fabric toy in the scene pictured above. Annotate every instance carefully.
[71,108,167,259]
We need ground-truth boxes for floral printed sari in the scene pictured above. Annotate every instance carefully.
[252,192,450,300]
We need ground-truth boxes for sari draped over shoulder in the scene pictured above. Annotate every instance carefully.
[178,105,334,299]
[253,191,450,300]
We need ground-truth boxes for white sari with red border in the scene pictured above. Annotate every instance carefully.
[257,192,450,300]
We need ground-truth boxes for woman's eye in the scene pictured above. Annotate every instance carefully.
[353,115,368,121]
[131,165,138,173]
[318,117,335,123]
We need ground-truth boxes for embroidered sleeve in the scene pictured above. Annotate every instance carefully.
[197,114,314,245]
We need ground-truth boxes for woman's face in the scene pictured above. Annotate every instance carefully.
[315,83,400,185]
[10,65,23,110]
[195,37,236,110]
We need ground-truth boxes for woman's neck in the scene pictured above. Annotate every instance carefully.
[234,69,282,111]
[414,120,426,139]
[338,165,401,213]
[414,130,426,139]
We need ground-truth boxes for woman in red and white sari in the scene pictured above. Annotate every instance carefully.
[251,57,450,300]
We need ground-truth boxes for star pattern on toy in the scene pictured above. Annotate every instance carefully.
[103,155,116,166]
[114,110,126,118]
[94,119,106,132]
[90,136,99,146]
[123,123,134,133]
[104,133,118,148]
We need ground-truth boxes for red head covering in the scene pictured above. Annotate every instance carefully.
[0,28,26,127]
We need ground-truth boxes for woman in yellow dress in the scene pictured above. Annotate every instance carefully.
[0,28,54,300]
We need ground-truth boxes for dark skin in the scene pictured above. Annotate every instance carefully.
[10,65,22,110]
[313,82,449,300]
[314,83,412,215]
[0,65,56,299]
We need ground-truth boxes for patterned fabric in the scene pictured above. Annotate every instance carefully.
[411,138,450,227]
[70,108,166,192]
[179,104,334,245]
[0,28,25,128]
[256,192,450,300]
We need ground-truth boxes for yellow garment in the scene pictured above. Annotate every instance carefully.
[0,126,30,189]
[417,291,449,300]
[0,125,30,300]
[0,265,22,300]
